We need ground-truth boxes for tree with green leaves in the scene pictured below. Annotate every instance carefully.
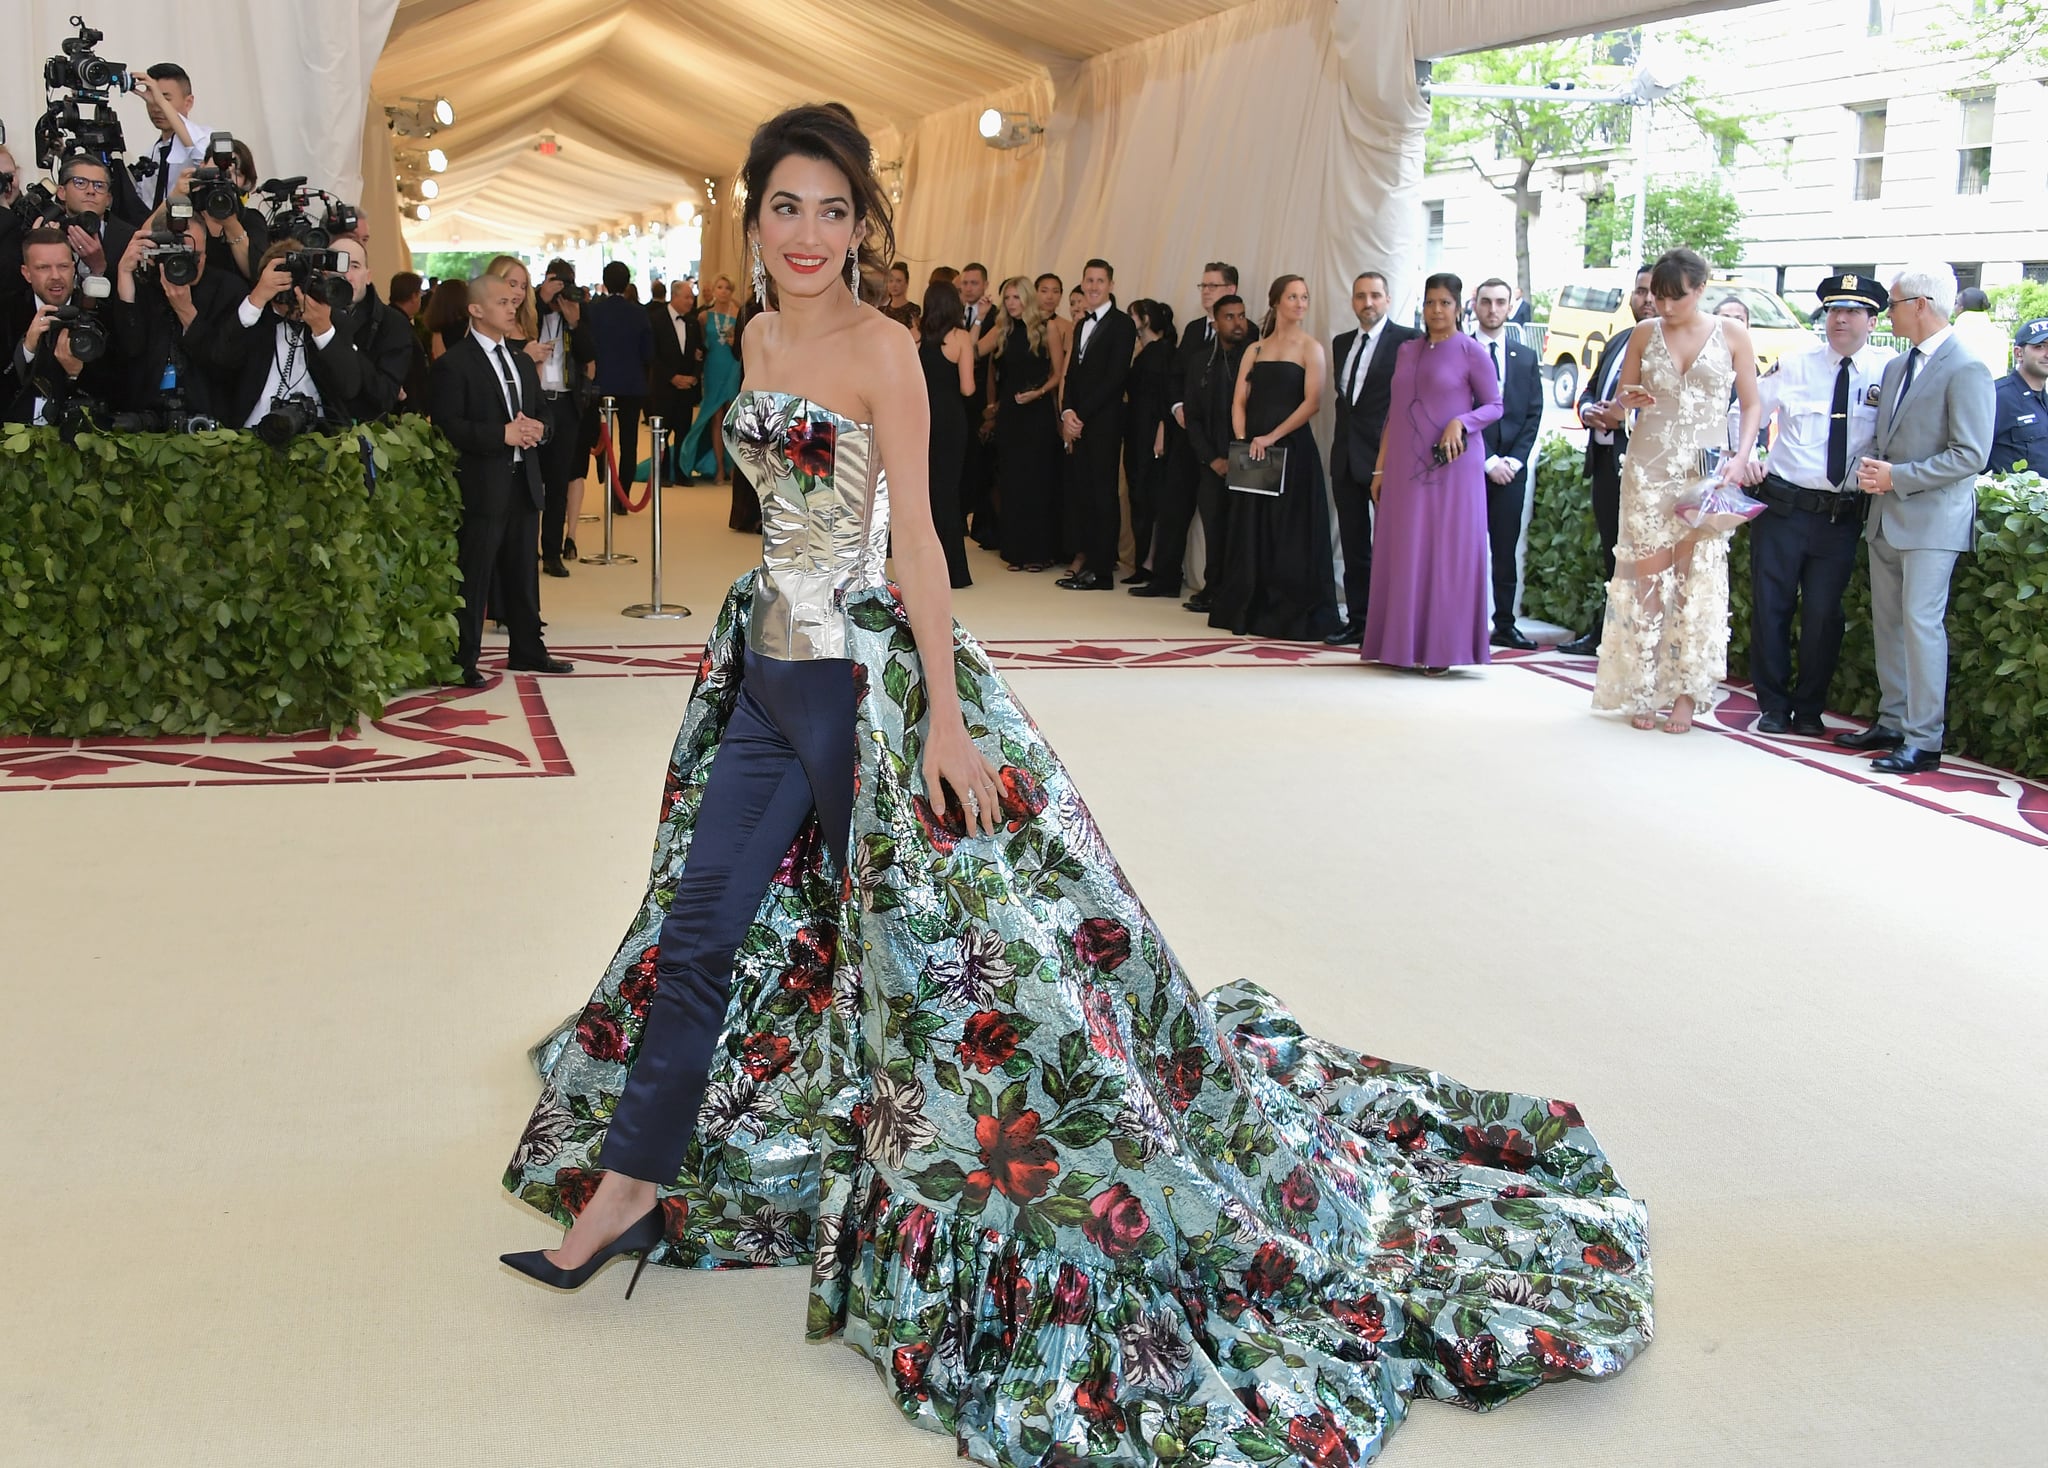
[1947,0,2048,65]
[1427,31,1749,296]
[1582,174,1747,272]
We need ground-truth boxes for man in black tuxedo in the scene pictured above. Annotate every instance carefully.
[1058,258,1137,591]
[958,263,1003,547]
[1135,262,1238,600]
[1180,294,1256,612]
[1471,277,1545,650]
[1324,269,1419,643]
[51,155,135,289]
[1557,264,1652,656]
[649,275,705,479]
[431,273,573,687]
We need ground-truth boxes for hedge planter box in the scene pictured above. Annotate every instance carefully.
[1524,432,2048,781]
[1,417,462,738]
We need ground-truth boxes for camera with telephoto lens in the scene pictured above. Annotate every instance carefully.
[188,134,242,221]
[259,179,358,251]
[281,247,354,312]
[8,181,58,227]
[47,301,109,363]
[111,392,219,434]
[256,393,322,447]
[33,16,135,168]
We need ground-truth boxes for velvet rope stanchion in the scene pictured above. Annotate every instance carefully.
[582,395,637,566]
[622,416,690,622]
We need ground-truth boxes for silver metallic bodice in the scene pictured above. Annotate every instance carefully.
[723,390,890,660]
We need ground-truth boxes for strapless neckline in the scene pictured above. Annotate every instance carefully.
[731,387,872,432]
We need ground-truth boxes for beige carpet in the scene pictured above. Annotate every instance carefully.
[7,484,2043,1467]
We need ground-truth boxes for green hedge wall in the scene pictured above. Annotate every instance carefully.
[1524,432,2048,779]
[0,417,462,737]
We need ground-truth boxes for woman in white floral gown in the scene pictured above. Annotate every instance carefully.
[1593,248,1762,733]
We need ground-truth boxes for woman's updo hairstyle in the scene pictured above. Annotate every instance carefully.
[1650,247,1709,300]
[740,102,896,307]
[1261,273,1306,337]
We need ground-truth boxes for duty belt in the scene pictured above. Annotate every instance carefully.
[1758,473,1863,522]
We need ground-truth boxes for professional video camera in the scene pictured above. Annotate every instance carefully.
[7,180,59,228]
[110,393,220,434]
[184,134,243,221]
[257,178,360,250]
[281,246,355,312]
[255,392,323,447]
[33,15,136,168]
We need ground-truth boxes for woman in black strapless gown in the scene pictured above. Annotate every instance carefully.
[992,277,1062,569]
[918,280,977,588]
[1207,279,1342,640]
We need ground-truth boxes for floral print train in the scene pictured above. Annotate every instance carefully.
[504,574,1653,1467]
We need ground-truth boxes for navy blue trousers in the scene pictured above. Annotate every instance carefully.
[600,647,856,1184]
[1747,490,1863,720]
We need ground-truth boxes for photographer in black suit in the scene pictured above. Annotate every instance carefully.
[1179,294,1255,613]
[213,240,368,428]
[6,228,122,424]
[49,155,135,287]
[1325,269,1418,643]
[1057,258,1137,590]
[1557,264,1652,656]
[104,206,238,418]
[1471,278,1545,650]
[332,222,416,423]
[432,273,573,687]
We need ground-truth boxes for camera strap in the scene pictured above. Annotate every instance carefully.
[272,319,315,404]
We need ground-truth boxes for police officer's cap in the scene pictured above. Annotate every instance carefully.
[2014,317,2048,347]
[1814,274,1888,314]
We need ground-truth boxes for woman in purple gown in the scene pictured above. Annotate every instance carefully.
[1359,273,1503,674]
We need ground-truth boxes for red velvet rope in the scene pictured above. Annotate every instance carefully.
[597,418,652,513]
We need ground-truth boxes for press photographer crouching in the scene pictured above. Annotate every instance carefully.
[217,238,365,442]
[6,226,120,425]
[103,200,238,425]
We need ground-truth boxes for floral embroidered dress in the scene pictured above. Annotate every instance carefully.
[1593,317,1735,716]
[505,389,1654,1467]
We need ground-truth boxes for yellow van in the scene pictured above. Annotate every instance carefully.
[1541,272,1815,407]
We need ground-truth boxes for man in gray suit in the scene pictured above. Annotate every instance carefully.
[1835,264,1994,774]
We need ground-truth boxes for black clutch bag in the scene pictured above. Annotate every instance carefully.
[1227,440,1286,496]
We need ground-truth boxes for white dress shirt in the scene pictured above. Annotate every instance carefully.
[236,296,335,428]
[1584,334,1633,445]
[1473,327,1523,475]
[148,122,216,205]
[1075,306,1105,360]
[1887,325,1952,426]
[471,324,527,460]
[1338,319,1387,405]
[1755,337,1896,490]
[539,312,566,392]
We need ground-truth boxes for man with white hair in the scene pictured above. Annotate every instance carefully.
[1836,263,1995,774]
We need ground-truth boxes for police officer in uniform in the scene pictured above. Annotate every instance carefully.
[1748,274,1896,736]
[1987,316,2048,474]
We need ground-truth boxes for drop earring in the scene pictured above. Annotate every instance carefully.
[847,249,860,301]
[750,240,768,306]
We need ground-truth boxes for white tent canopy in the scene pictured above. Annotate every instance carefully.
[8,0,1754,326]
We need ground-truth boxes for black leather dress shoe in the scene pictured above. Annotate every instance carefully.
[1490,626,1538,651]
[1791,714,1828,738]
[542,556,570,578]
[1130,583,1182,598]
[1183,592,1213,613]
[1555,630,1600,656]
[1120,572,1149,585]
[1323,621,1364,646]
[1755,711,1793,735]
[1834,723,1904,752]
[1061,571,1111,591]
[1869,747,1940,774]
[1054,572,1085,589]
[458,669,487,689]
[507,656,575,675]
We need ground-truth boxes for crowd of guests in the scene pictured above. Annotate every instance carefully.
[2,63,417,434]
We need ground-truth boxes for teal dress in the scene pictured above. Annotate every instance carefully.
[503,392,1653,1468]
[677,309,741,477]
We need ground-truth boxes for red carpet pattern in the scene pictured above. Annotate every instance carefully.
[7,637,2047,849]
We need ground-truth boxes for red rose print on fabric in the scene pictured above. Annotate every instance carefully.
[1437,1332,1501,1389]
[1081,1182,1150,1258]
[619,945,660,1018]
[994,764,1049,828]
[554,1167,602,1216]
[1245,1241,1297,1298]
[1582,1242,1635,1274]
[779,927,835,1013]
[912,792,966,855]
[1279,1165,1320,1214]
[963,1109,1061,1205]
[898,1203,938,1275]
[1386,1114,1429,1152]
[1285,1407,1358,1467]
[1074,1375,1121,1427]
[1529,1326,1595,1378]
[658,1194,690,1244]
[1048,1262,1093,1325]
[1459,1124,1537,1172]
[1547,1098,1584,1127]
[1328,1292,1387,1341]
[739,1031,794,1081]
[957,1010,1021,1073]
[891,1341,931,1399]
[1072,917,1131,970]
[575,1002,628,1063]
[1080,984,1126,1061]
[1154,1046,1207,1112]
[785,417,837,478]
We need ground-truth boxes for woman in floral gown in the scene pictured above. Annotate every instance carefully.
[1593,249,1762,732]
[502,104,1654,1468]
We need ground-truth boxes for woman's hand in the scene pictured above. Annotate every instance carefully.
[1717,453,1755,489]
[922,711,1004,839]
[1436,419,1466,460]
[1247,433,1275,461]
[1616,384,1657,410]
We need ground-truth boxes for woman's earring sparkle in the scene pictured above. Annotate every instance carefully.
[750,240,768,306]
[847,250,860,301]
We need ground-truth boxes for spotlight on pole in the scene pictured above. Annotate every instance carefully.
[977,109,1043,150]
[426,148,447,172]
